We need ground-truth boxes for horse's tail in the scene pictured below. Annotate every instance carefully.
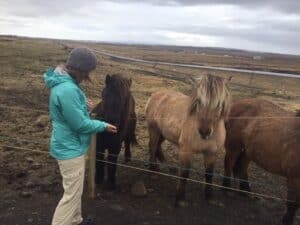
[130,132,138,146]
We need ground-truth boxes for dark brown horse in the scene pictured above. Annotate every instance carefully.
[92,74,137,190]
[146,74,231,206]
[223,98,300,225]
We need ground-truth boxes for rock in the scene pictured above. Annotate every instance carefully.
[109,204,124,211]
[34,115,49,128]
[25,180,36,188]
[27,218,34,223]
[208,200,224,207]
[39,180,53,192]
[177,200,189,208]
[31,162,42,170]
[131,181,147,197]
[147,188,154,193]
[20,191,32,198]
[16,171,27,178]
[25,157,34,163]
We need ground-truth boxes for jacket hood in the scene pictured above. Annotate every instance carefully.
[44,66,75,89]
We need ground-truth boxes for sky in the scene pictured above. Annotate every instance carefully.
[1,0,300,55]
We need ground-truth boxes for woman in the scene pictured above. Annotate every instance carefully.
[44,47,117,225]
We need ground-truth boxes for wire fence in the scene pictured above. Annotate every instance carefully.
[0,131,293,203]
[0,134,262,184]
[0,103,299,120]
[0,142,292,203]
[0,133,280,187]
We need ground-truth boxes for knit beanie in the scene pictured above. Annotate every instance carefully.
[66,47,97,72]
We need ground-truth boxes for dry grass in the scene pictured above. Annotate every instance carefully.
[0,36,299,201]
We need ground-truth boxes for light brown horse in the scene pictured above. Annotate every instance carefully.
[223,98,300,225]
[146,74,231,206]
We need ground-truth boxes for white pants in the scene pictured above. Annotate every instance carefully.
[52,154,86,225]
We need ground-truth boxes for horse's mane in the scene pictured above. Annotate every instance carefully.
[189,74,230,117]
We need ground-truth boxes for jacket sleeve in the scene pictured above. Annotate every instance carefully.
[58,87,108,134]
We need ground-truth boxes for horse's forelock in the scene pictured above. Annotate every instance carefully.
[190,75,230,116]
[105,74,131,98]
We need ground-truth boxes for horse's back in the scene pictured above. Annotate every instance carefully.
[227,98,299,176]
[229,98,286,118]
[146,90,189,119]
[146,90,190,143]
[227,98,287,137]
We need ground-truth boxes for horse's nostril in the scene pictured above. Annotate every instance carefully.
[199,129,211,140]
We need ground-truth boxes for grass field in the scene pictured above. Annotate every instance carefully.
[0,36,300,225]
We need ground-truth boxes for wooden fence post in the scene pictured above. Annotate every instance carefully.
[88,134,96,199]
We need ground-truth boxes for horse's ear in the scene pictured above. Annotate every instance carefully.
[226,76,233,83]
[186,75,197,85]
[105,74,111,85]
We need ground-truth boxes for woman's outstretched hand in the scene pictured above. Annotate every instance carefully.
[106,124,118,133]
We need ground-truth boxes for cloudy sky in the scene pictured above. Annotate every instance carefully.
[1,0,300,55]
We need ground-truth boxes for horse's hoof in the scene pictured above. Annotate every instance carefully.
[124,158,131,163]
[149,164,160,171]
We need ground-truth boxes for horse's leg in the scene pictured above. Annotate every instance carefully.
[156,136,165,162]
[148,126,162,171]
[204,152,217,200]
[95,137,106,185]
[236,152,251,192]
[282,181,299,225]
[107,145,121,190]
[175,149,191,207]
[222,145,243,191]
[124,112,137,162]
[124,139,131,162]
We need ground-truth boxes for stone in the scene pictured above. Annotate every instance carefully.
[147,188,154,193]
[34,115,49,128]
[20,191,32,198]
[25,157,34,163]
[16,171,27,178]
[25,180,36,188]
[109,204,124,211]
[31,162,42,170]
[131,181,147,197]
[39,180,53,192]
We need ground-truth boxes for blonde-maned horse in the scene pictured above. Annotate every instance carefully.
[222,98,300,225]
[145,74,231,206]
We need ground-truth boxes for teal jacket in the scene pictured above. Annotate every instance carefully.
[44,66,107,160]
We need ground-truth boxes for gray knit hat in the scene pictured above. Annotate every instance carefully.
[66,47,97,72]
